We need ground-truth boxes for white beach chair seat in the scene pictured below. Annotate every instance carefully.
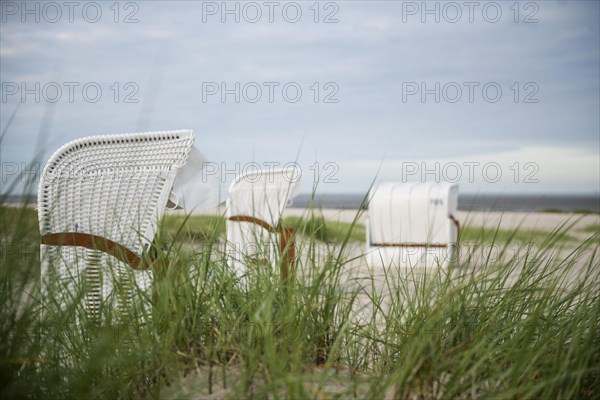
[39,130,195,321]
[226,167,301,283]
[367,182,459,269]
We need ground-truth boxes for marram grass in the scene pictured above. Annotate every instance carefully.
[1,203,599,399]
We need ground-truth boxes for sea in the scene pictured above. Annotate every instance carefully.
[291,193,600,213]
[3,193,599,213]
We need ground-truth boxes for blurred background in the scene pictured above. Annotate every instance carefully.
[1,1,599,210]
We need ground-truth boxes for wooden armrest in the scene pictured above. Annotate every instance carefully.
[228,215,296,280]
[228,215,280,233]
[371,215,460,249]
[41,232,159,271]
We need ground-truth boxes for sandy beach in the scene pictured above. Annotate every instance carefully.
[186,205,599,241]
[181,205,599,286]
[283,208,599,236]
[284,208,600,326]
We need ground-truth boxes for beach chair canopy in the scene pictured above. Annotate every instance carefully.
[38,130,217,321]
[169,146,220,212]
[226,167,301,282]
[367,182,459,268]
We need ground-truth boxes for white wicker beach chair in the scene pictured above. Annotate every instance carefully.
[38,130,195,322]
[367,182,459,269]
[226,167,301,284]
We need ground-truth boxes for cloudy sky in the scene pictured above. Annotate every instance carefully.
[1,0,598,196]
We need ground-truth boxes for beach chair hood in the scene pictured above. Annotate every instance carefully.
[367,182,459,269]
[369,182,459,246]
[169,146,220,212]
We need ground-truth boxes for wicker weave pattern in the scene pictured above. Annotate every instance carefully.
[39,130,194,320]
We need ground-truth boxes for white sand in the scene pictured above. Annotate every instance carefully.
[283,207,599,236]
[172,204,599,236]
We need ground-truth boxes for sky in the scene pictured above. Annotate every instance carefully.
[1,0,599,197]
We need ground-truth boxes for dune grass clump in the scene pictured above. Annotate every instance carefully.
[161,214,226,243]
[458,224,578,245]
[579,223,600,235]
[284,215,366,244]
[1,199,599,399]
